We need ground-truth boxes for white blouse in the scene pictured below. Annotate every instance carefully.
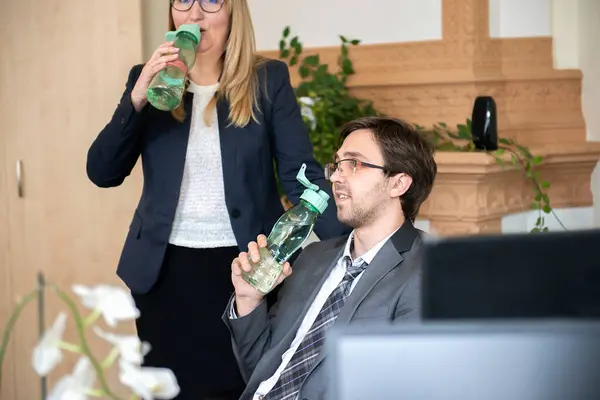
[168,81,238,248]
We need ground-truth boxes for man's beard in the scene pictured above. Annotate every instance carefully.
[337,182,387,229]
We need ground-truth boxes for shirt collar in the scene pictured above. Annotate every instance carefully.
[342,228,400,266]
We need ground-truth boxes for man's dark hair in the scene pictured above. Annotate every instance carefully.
[338,116,437,222]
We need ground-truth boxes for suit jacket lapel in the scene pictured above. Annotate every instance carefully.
[276,238,346,341]
[336,240,403,324]
[310,220,419,370]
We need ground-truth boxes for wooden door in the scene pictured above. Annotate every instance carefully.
[1,1,144,398]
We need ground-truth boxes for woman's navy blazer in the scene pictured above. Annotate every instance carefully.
[86,59,350,294]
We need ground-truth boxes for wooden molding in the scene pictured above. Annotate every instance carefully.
[418,143,600,235]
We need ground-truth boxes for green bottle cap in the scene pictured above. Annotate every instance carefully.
[296,163,330,214]
[165,23,201,45]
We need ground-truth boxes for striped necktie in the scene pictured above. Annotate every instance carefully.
[264,256,367,400]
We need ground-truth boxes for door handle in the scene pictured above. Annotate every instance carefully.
[16,159,23,197]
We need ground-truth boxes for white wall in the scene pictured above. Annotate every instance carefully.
[249,0,442,51]
[551,0,600,228]
[488,0,551,38]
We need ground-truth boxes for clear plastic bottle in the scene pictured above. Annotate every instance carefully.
[146,24,200,111]
[241,163,330,294]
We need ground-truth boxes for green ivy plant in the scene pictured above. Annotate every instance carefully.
[278,26,378,167]
[277,26,565,233]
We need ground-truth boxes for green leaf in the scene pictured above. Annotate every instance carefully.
[531,202,540,210]
[436,142,461,151]
[532,155,543,165]
[340,35,348,43]
[304,55,320,66]
[542,205,552,213]
[342,58,354,75]
[290,36,299,47]
[499,138,512,145]
[542,194,550,204]
[281,49,290,58]
[536,217,541,226]
[516,144,533,159]
[283,26,290,38]
[279,40,286,52]
[495,148,505,156]
[534,193,542,202]
[299,65,310,78]
[293,42,303,55]
[541,181,551,189]
[457,124,470,139]
[511,155,518,165]
[495,157,505,166]
[289,55,298,67]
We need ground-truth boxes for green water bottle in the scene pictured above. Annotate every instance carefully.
[146,24,201,111]
[241,163,330,294]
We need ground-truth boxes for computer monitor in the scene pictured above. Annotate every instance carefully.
[421,228,600,320]
[326,321,600,400]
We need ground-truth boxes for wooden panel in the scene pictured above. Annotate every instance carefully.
[0,0,143,398]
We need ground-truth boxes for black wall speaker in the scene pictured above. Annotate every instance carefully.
[471,96,498,151]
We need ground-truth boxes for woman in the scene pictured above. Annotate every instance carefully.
[86,0,349,399]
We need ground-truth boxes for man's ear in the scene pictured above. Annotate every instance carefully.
[389,173,413,199]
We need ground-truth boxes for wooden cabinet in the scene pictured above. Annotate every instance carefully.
[0,1,144,398]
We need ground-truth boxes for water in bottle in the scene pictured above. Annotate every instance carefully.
[146,24,200,111]
[241,164,330,294]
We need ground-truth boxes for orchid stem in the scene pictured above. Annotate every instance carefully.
[101,347,120,369]
[58,341,82,354]
[0,289,38,392]
[48,283,124,400]
[84,309,102,327]
[86,388,107,397]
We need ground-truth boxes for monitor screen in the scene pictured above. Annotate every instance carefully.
[326,321,600,400]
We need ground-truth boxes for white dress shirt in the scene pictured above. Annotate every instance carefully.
[231,229,398,400]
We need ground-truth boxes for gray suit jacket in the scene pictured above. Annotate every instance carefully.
[222,220,423,400]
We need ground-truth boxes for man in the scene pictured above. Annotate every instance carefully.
[223,116,437,400]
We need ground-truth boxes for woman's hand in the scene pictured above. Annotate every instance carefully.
[130,42,180,111]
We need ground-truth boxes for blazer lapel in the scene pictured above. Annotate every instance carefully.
[216,96,239,196]
[164,93,193,198]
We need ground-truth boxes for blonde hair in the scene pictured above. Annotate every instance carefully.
[168,0,265,127]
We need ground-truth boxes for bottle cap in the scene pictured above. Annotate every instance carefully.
[296,163,329,214]
[165,24,201,45]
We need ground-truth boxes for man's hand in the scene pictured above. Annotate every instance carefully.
[231,234,292,317]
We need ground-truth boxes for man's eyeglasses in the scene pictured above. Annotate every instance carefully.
[324,159,386,180]
[170,0,224,13]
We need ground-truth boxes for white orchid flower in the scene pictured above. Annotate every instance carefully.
[119,360,180,400]
[94,327,151,365]
[298,96,317,130]
[72,285,140,327]
[32,312,67,376]
[48,356,96,400]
